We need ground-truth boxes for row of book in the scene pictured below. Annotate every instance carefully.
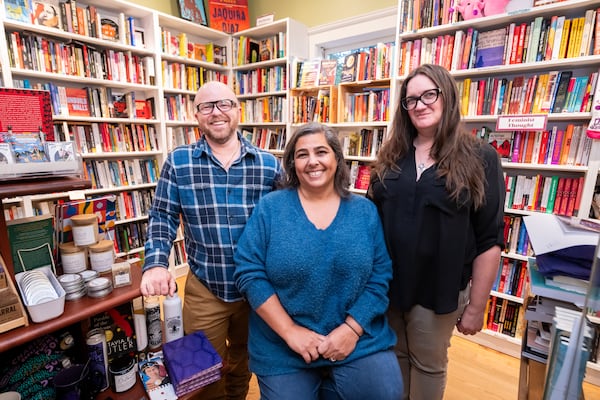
[12,79,156,121]
[400,8,600,75]
[71,122,159,154]
[294,42,395,88]
[485,295,525,338]
[239,96,287,124]
[172,239,188,267]
[114,188,154,222]
[503,215,534,257]
[291,89,336,124]
[241,127,286,152]
[233,33,286,66]
[348,162,371,191]
[163,94,196,122]
[4,0,144,47]
[459,70,597,118]
[82,158,159,190]
[161,60,228,91]
[489,124,593,166]
[168,126,201,148]
[113,218,147,255]
[234,66,287,96]
[505,174,584,217]
[342,87,391,123]
[398,0,593,40]
[492,258,529,298]
[340,128,386,159]
[5,30,154,84]
[161,29,227,66]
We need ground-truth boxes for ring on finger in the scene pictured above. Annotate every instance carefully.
[329,358,336,362]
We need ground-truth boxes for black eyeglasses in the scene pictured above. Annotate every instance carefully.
[401,88,442,110]
[195,99,237,115]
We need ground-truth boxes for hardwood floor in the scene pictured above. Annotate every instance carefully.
[175,275,600,399]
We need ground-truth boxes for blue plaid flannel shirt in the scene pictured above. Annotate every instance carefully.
[143,133,281,301]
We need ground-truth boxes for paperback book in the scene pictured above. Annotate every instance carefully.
[139,351,177,400]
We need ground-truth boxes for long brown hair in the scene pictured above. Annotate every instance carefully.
[371,64,486,209]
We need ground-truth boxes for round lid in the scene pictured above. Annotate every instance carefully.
[70,214,97,225]
[87,276,112,291]
[79,269,99,282]
[88,239,114,253]
[59,242,83,253]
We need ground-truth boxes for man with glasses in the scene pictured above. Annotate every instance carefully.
[141,81,282,400]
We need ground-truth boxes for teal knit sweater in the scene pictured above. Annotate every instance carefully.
[234,188,396,376]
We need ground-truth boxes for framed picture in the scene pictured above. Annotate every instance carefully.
[177,0,207,26]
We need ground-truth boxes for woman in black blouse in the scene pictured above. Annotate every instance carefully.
[367,64,505,400]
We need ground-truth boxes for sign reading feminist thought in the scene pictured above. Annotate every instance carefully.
[208,0,250,33]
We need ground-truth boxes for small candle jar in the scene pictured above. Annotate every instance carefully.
[59,242,87,274]
[70,214,98,247]
[112,261,132,288]
[88,240,115,274]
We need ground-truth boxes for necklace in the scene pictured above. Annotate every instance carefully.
[213,141,240,169]
[417,163,426,173]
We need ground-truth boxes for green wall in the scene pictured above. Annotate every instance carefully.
[126,0,397,28]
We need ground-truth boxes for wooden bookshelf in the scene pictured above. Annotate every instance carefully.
[0,177,92,278]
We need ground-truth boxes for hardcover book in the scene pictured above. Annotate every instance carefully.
[31,0,61,29]
[4,0,31,23]
[340,52,358,83]
[475,28,507,68]
[488,131,513,160]
[7,214,55,274]
[297,59,321,88]
[162,330,222,397]
[55,195,117,244]
[318,59,338,86]
[65,87,91,117]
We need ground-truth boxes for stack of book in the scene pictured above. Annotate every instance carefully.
[162,330,223,397]
[542,306,595,400]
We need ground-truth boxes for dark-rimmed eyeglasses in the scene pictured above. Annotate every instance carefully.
[401,88,442,110]
[195,99,237,115]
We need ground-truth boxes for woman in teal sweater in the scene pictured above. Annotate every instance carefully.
[234,123,402,400]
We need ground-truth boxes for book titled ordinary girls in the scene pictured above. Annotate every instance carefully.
[139,351,177,400]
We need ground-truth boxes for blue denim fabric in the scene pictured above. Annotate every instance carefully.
[257,350,402,400]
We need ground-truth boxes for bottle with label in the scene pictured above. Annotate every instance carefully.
[132,297,148,352]
[163,286,183,343]
[144,295,162,349]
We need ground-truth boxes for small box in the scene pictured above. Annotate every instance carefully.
[15,266,66,323]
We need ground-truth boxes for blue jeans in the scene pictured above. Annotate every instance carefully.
[257,350,402,400]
